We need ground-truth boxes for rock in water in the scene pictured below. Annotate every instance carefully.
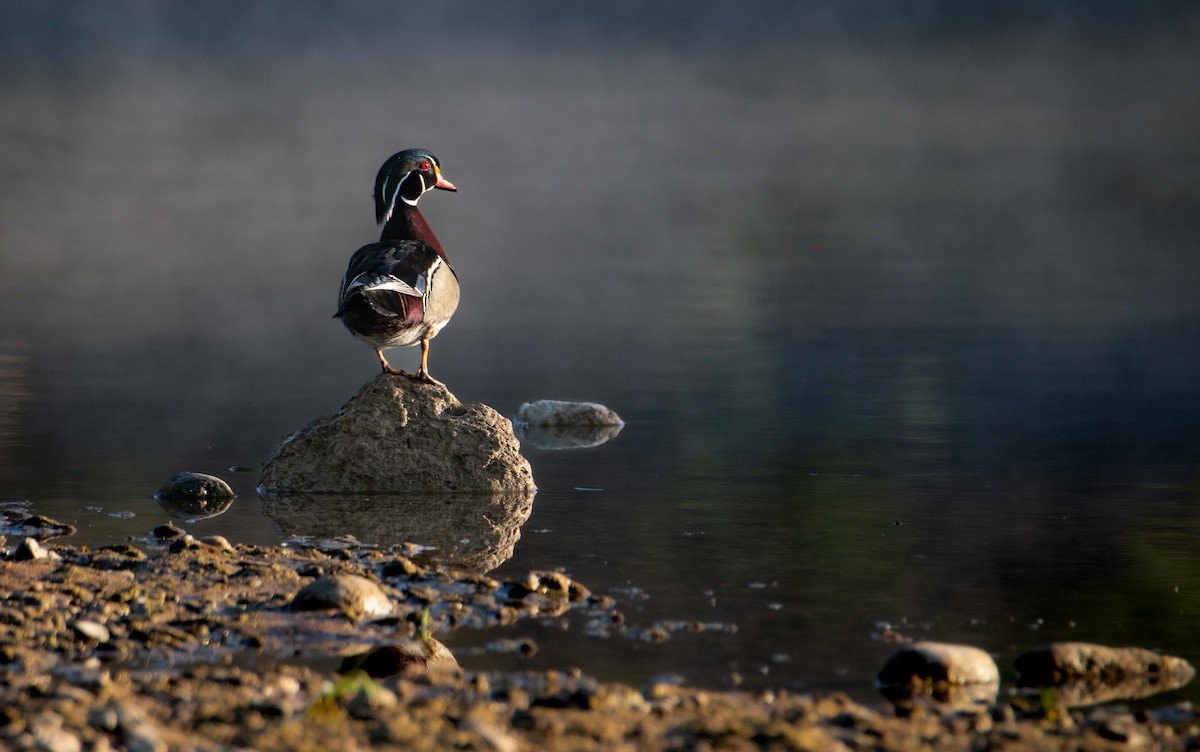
[1015,642,1195,706]
[1015,642,1195,685]
[259,375,535,494]
[516,399,623,427]
[878,641,1000,686]
[154,473,236,521]
[155,472,235,501]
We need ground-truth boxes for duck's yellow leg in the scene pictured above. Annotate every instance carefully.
[376,348,414,377]
[411,338,443,386]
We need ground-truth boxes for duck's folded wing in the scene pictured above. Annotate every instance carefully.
[337,240,441,319]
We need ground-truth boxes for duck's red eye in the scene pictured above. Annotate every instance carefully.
[419,160,432,171]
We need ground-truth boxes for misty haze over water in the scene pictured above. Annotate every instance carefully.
[2,3,1199,695]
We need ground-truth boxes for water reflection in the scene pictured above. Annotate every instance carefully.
[514,422,624,451]
[1,3,1198,700]
[260,491,535,572]
[1018,674,1195,711]
[880,683,999,714]
[155,492,235,522]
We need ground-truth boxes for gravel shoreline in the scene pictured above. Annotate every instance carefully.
[2,538,1198,751]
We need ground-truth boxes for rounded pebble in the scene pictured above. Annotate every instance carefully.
[878,641,1000,686]
[155,472,235,501]
[151,523,185,540]
[72,620,111,643]
[516,400,623,427]
[290,574,392,620]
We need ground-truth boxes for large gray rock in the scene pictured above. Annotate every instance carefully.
[259,375,535,494]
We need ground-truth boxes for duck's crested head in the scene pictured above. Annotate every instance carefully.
[374,148,457,225]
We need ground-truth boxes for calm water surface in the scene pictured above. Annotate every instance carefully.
[2,4,1200,704]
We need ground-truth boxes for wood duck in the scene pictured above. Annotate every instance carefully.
[335,149,459,384]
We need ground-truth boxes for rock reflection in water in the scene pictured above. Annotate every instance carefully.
[514,423,624,451]
[155,492,235,522]
[260,490,535,573]
[1015,643,1196,709]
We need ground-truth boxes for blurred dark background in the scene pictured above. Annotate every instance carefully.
[1,2,1199,697]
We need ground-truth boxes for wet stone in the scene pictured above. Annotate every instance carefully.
[290,574,393,620]
[514,400,625,450]
[1,512,77,540]
[516,399,624,427]
[339,638,460,678]
[198,535,233,552]
[380,556,420,578]
[154,473,236,522]
[878,641,1000,686]
[151,523,185,540]
[155,472,235,502]
[1015,642,1196,707]
[97,544,146,560]
[13,537,58,562]
[168,535,201,553]
[1016,642,1195,686]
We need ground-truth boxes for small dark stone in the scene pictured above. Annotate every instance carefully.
[98,544,147,560]
[154,473,235,521]
[155,472,235,501]
[380,557,419,578]
[169,535,201,553]
[151,523,185,540]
